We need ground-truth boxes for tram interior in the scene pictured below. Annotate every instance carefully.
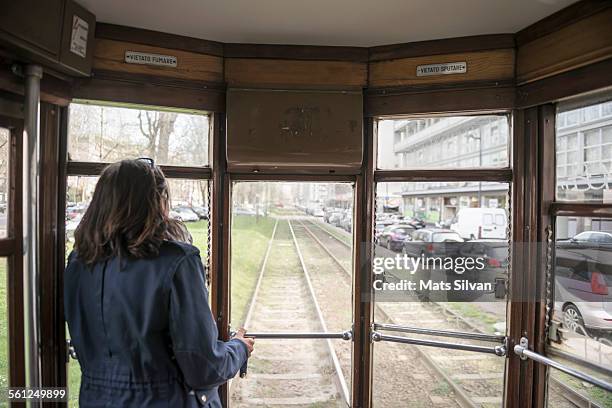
[0,0,611,407]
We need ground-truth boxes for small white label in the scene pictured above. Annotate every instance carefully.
[125,51,178,67]
[70,15,89,58]
[416,62,467,77]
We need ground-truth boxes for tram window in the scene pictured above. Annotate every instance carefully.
[66,176,209,254]
[68,102,210,167]
[165,179,210,259]
[229,181,353,406]
[0,128,8,239]
[556,98,612,202]
[377,114,510,170]
[373,182,509,407]
[547,216,612,408]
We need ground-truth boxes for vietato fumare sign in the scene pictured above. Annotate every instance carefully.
[416,61,467,77]
[124,51,178,67]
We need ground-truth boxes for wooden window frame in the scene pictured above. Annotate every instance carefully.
[538,96,612,408]
[368,112,516,407]
[59,101,215,407]
[0,113,25,407]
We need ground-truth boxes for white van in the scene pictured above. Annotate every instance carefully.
[450,208,507,239]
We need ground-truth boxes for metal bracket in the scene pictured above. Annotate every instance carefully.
[342,329,353,341]
[515,336,529,360]
[66,339,78,361]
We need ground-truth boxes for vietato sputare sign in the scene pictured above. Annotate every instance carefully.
[416,61,467,77]
[124,51,178,68]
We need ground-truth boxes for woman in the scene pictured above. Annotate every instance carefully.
[65,159,254,407]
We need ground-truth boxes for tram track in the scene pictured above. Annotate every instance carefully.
[231,218,349,407]
[297,218,480,408]
[303,218,606,408]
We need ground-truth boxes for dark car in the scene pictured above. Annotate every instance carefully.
[405,217,426,229]
[378,225,415,252]
[456,239,510,297]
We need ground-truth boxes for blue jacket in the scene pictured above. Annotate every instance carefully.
[64,241,248,407]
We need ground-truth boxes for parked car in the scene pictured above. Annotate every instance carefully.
[553,234,612,334]
[457,239,509,298]
[66,204,88,220]
[312,207,325,217]
[191,206,209,219]
[405,217,426,229]
[378,225,415,252]
[66,214,83,241]
[374,215,395,237]
[234,207,256,216]
[323,207,341,223]
[450,207,507,239]
[172,207,199,222]
[562,230,612,244]
[328,212,344,227]
[338,211,352,232]
[458,239,509,271]
[436,218,454,229]
[402,228,464,257]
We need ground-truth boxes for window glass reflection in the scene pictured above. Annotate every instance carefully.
[68,102,210,167]
[556,98,612,202]
[373,182,509,407]
[547,216,612,408]
[377,115,510,170]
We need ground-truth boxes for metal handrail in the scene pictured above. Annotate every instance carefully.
[371,331,507,356]
[546,345,612,378]
[238,331,353,340]
[514,337,612,393]
[374,323,506,343]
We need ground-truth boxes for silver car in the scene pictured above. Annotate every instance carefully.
[553,231,612,333]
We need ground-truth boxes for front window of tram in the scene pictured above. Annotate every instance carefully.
[65,102,211,407]
[373,115,511,407]
[229,182,354,407]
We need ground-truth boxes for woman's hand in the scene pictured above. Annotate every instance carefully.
[234,328,255,357]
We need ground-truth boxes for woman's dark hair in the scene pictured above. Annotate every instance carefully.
[74,159,192,264]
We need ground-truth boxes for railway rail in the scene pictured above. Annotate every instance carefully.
[230,219,349,407]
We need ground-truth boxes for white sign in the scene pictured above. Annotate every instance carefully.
[70,15,89,58]
[125,51,178,67]
[416,62,467,77]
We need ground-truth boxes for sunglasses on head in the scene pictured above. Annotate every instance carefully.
[137,157,155,168]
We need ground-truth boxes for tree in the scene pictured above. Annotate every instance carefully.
[137,110,178,163]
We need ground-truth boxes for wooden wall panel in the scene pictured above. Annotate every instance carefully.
[226,89,363,173]
[73,76,225,112]
[365,85,515,117]
[368,49,515,88]
[224,58,367,89]
[516,8,612,84]
[369,34,515,61]
[93,38,224,83]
